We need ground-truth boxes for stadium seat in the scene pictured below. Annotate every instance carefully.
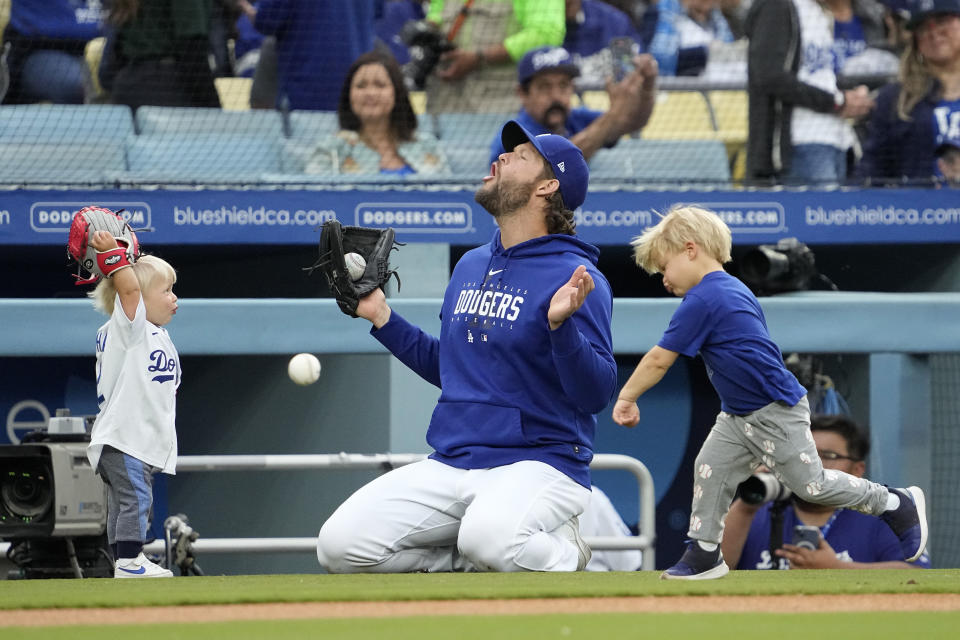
[444,146,490,178]
[588,147,634,179]
[0,140,125,184]
[122,134,281,182]
[638,91,717,141]
[84,37,107,100]
[134,106,283,137]
[708,90,747,142]
[0,104,135,143]
[590,139,731,184]
[707,90,748,182]
[279,139,326,174]
[215,77,253,111]
[286,111,340,140]
[286,111,435,141]
[435,112,514,146]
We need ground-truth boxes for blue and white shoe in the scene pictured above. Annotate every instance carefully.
[880,486,928,563]
[660,541,729,580]
[114,553,174,578]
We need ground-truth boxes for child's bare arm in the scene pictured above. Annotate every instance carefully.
[90,230,140,321]
[612,346,678,427]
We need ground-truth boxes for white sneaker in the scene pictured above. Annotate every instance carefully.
[114,553,174,578]
[558,515,592,571]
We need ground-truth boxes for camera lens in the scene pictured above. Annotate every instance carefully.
[1,465,53,519]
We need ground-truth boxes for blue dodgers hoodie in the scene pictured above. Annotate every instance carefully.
[372,231,617,488]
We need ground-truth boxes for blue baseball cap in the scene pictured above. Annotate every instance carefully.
[907,0,960,27]
[517,46,580,86]
[501,120,589,211]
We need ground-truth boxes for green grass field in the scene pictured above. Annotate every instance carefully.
[2,571,959,639]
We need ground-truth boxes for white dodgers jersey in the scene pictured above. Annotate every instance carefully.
[87,295,180,474]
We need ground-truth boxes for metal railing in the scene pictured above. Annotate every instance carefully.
[139,452,656,570]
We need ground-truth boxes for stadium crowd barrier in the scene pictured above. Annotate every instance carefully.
[137,452,657,571]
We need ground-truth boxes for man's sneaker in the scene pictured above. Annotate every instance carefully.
[660,540,729,580]
[880,486,928,562]
[558,515,592,571]
[114,553,174,578]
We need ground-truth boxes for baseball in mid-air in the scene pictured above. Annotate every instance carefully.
[344,252,366,281]
[288,353,321,385]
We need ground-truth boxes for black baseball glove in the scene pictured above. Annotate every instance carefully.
[307,220,402,317]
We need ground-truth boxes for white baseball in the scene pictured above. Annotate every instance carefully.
[344,252,366,281]
[288,353,321,386]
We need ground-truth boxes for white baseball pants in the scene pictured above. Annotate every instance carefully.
[317,458,592,573]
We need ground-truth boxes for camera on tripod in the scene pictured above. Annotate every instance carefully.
[1,409,112,579]
[400,20,455,89]
[738,472,792,505]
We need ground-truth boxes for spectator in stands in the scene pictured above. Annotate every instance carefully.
[744,0,874,184]
[858,0,960,185]
[647,0,739,77]
[421,0,566,113]
[1,0,105,105]
[377,0,426,66]
[563,0,647,89]
[231,2,278,109]
[304,50,450,177]
[105,0,221,112]
[935,137,960,185]
[826,0,899,78]
[722,415,932,570]
[488,46,657,164]
[236,0,376,112]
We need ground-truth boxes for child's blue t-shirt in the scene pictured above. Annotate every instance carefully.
[657,270,805,414]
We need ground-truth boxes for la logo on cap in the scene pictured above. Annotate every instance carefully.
[557,161,566,173]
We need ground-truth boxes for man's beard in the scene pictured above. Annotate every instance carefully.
[540,101,569,133]
[475,176,535,219]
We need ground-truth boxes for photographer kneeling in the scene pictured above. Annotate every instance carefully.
[721,415,931,570]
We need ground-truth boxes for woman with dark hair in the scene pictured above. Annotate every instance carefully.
[857,0,960,184]
[305,50,450,176]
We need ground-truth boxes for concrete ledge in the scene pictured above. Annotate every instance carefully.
[3,291,960,356]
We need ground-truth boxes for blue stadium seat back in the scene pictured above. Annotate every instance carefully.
[287,111,340,140]
[435,112,513,146]
[417,113,436,137]
[0,104,135,143]
[619,139,731,184]
[445,146,490,178]
[279,139,326,174]
[0,140,125,183]
[124,134,282,181]
[588,147,635,180]
[135,106,284,138]
[288,112,436,139]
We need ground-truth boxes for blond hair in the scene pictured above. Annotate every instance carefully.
[630,205,732,274]
[88,255,177,316]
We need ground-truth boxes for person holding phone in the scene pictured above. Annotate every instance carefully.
[722,415,931,570]
[562,0,647,88]
[489,45,658,164]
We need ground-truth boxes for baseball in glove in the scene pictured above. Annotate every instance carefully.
[67,206,141,285]
[307,220,402,317]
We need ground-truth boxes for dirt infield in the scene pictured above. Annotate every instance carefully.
[3,594,959,627]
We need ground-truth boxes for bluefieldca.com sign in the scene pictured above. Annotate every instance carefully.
[3,187,960,246]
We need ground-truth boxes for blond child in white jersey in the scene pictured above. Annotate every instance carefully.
[87,230,180,578]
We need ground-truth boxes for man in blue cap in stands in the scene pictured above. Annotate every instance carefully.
[489,45,658,165]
